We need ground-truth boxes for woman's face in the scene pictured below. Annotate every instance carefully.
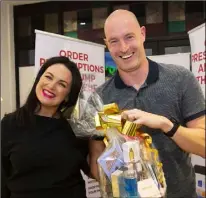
[35,63,72,111]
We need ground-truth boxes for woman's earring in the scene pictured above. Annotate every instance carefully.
[65,96,69,103]
[60,97,69,112]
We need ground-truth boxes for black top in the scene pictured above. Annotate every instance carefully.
[1,113,89,198]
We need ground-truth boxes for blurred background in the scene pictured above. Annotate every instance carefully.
[1,0,205,116]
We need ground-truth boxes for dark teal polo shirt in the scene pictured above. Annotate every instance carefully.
[95,58,205,198]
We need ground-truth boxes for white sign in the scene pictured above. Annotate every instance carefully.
[188,23,206,198]
[148,53,191,71]
[188,23,205,97]
[35,30,105,100]
[35,30,105,198]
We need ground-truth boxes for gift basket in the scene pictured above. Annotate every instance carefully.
[69,92,167,198]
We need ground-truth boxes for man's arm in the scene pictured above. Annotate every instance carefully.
[122,109,205,158]
[88,139,105,181]
[163,115,205,158]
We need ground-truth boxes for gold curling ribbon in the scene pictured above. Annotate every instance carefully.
[103,137,109,147]
[137,132,165,187]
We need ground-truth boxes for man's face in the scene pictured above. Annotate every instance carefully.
[105,16,146,72]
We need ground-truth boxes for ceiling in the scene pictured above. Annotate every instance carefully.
[2,0,51,6]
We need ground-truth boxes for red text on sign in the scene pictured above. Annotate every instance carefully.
[76,62,104,73]
[81,74,96,82]
[59,50,88,61]
[198,63,206,73]
[196,75,205,84]
[40,58,47,66]
[82,83,97,92]
[192,51,206,63]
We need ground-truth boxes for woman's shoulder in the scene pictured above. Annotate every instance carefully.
[1,112,17,127]
[1,112,19,143]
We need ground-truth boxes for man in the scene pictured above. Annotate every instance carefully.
[89,10,205,198]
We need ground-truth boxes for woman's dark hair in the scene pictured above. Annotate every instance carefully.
[16,56,82,126]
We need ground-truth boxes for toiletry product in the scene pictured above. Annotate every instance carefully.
[98,164,112,198]
[122,141,140,197]
[123,164,138,198]
[138,178,162,198]
[122,141,145,181]
[111,169,125,198]
[98,140,124,180]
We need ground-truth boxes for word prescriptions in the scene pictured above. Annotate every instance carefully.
[191,49,206,85]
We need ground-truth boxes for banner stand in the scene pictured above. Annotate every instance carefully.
[188,23,205,198]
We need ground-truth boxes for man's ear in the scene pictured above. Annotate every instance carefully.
[140,26,146,42]
[104,38,108,47]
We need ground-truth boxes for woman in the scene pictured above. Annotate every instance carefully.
[1,56,89,198]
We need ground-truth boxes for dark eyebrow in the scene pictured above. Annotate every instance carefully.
[59,79,69,85]
[45,72,69,85]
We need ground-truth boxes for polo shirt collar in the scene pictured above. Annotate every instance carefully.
[114,58,159,89]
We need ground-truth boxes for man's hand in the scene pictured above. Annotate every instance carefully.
[122,109,205,157]
[121,109,173,133]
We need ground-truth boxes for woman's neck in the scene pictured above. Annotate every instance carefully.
[36,106,59,118]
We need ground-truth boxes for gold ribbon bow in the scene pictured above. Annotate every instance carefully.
[95,103,141,137]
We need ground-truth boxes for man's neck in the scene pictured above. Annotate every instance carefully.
[118,59,149,90]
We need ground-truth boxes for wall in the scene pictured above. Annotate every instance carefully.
[19,66,35,106]
[1,1,16,118]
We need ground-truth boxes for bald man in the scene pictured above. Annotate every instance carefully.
[89,10,205,198]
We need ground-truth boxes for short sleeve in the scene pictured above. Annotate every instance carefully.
[180,70,205,123]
